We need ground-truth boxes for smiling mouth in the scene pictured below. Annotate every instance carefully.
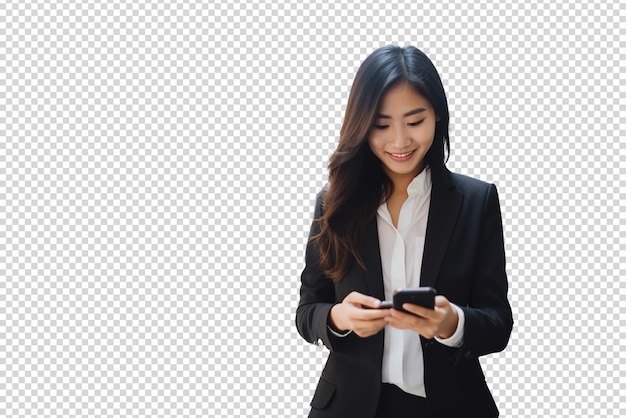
[389,151,414,158]
[387,150,416,160]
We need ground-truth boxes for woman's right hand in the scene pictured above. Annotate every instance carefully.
[329,291,391,338]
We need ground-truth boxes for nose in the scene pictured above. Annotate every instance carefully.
[390,124,411,149]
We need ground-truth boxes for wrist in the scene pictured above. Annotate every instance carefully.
[329,304,349,333]
[437,306,459,339]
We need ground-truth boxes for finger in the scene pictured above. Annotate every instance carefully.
[354,307,391,320]
[385,318,407,330]
[387,311,438,336]
[385,314,419,330]
[387,308,423,326]
[400,303,436,319]
[433,296,452,318]
[345,291,381,308]
[354,318,387,335]
[389,307,418,320]
[365,318,388,330]
[434,295,450,308]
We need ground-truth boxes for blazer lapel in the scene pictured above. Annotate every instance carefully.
[420,167,463,288]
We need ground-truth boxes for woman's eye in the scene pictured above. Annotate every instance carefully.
[374,124,389,130]
[408,120,425,127]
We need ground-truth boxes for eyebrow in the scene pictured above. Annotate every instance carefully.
[375,107,426,119]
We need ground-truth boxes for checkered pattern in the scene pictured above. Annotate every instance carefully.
[1,0,625,416]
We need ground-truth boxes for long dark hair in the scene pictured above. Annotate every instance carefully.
[313,45,450,282]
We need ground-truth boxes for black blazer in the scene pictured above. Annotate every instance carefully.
[296,167,514,418]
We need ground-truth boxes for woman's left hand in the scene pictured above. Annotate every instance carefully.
[385,295,459,339]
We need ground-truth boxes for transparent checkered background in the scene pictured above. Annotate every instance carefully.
[1,0,624,416]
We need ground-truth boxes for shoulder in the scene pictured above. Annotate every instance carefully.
[435,168,502,210]
[315,183,330,205]
[311,183,330,217]
[318,183,330,197]
[446,171,503,218]
[448,172,495,195]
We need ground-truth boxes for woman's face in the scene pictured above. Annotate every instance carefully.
[368,83,437,184]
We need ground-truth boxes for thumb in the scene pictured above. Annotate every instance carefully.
[345,291,381,308]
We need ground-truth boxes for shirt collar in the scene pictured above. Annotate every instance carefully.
[376,167,432,222]
[406,166,431,197]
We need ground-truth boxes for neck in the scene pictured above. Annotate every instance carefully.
[387,165,425,195]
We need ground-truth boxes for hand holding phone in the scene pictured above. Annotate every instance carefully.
[393,287,436,314]
[331,291,391,338]
[386,288,459,339]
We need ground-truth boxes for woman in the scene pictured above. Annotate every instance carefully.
[296,45,513,418]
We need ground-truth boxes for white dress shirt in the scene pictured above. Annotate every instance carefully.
[377,167,465,397]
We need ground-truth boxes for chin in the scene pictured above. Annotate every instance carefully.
[385,164,422,177]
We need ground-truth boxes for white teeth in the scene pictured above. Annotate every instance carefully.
[391,151,413,158]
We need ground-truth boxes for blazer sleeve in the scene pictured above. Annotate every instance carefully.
[458,183,513,359]
[295,189,353,352]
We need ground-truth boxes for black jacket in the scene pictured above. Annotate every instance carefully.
[296,167,514,418]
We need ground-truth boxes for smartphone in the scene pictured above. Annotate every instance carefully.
[362,301,393,309]
[393,287,436,314]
